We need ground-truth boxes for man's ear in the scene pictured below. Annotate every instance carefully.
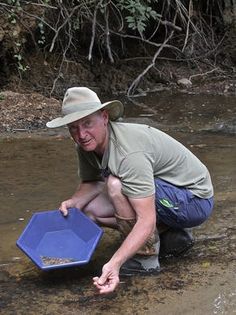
[102,110,109,125]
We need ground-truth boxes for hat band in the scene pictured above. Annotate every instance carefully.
[62,101,101,115]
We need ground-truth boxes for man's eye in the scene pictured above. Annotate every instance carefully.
[84,121,92,128]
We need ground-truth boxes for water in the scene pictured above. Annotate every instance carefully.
[0,92,235,314]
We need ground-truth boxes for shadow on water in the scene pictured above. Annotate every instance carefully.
[0,92,235,314]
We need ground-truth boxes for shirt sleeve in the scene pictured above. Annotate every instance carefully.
[118,151,155,198]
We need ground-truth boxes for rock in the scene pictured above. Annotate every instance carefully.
[177,78,192,87]
[214,120,236,134]
[203,119,236,134]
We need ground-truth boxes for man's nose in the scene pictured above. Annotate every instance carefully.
[77,126,87,139]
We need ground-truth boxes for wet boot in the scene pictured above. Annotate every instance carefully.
[159,228,194,258]
[115,214,161,276]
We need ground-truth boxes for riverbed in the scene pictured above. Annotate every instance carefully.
[0,92,235,314]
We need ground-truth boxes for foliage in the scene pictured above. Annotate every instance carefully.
[118,0,160,35]
[3,0,29,73]
[0,0,235,94]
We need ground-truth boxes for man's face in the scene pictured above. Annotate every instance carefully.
[68,110,109,155]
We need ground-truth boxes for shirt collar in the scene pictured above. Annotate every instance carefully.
[101,122,113,169]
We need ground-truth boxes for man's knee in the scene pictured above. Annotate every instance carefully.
[107,175,122,199]
[84,210,96,222]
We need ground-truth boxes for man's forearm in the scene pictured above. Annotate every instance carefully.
[108,195,157,268]
[108,218,156,268]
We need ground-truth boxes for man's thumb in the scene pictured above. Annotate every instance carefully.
[97,274,107,285]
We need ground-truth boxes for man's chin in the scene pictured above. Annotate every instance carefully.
[81,144,95,151]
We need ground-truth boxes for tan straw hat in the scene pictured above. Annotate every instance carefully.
[46,87,124,128]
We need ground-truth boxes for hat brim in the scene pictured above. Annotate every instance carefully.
[46,100,124,128]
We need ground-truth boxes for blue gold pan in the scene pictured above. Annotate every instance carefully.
[16,208,103,270]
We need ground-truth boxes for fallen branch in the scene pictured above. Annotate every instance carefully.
[189,67,219,81]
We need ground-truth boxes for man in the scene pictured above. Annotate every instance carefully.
[46,87,214,294]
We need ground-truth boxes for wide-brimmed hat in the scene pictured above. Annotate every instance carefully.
[46,87,124,128]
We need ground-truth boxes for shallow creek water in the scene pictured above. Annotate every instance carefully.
[0,92,235,314]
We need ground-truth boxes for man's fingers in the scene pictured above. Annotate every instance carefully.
[93,275,106,286]
[59,204,69,216]
[60,208,68,216]
[93,278,113,294]
[93,275,119,294]
[59,199,75,216]
[94,281,117,294]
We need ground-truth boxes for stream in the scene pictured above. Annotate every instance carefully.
[0,91,235,315]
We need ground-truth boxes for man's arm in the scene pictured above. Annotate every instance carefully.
[111,194,156,264]
[59,181,104,216]
[93,194,156,294]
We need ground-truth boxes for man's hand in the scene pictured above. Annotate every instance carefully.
[93,262,120,294]
[59,182,105,216]
[59,198,79,216]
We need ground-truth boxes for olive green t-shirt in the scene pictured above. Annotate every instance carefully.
[76,122,213,199]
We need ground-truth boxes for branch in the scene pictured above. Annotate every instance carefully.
[50,3,74,95]
[108,29,182,54]
[158,19,182,31]
[0,1,57,10]
[107,30,182,53]
[23,1,57,9]
[104,5,114,63]
[88,1,102,61]
[84,12,183,54]
[182,0,193,52]
[9,8,56,32]
[110,0,124,32]
[189,67,219,81]
[127,30,175,96]
[49,5,80,53]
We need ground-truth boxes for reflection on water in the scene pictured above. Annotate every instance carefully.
[0,92,236,314]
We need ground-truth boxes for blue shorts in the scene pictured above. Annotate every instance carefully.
[155,178,214,229]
